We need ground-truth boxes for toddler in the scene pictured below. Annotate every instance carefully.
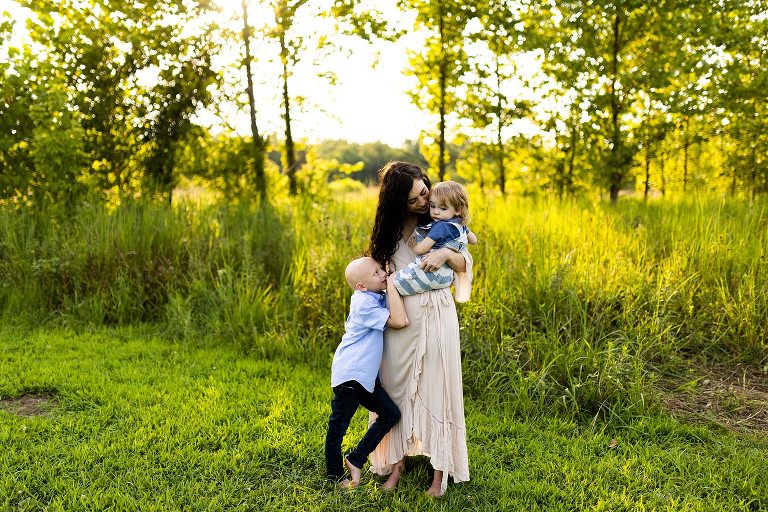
[393,180,477,296]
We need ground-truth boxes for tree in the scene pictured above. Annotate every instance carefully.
[241,0,268,199]
[462,0,531,194]
[0,15,87,207]
[635,100,672,199]
[402,0,474,181]
[21,0,219,203]
[0,16,35,205]
[265,0,311,196]
[530,0,693,201]
[713,1,768,198]
[143,29,218,203]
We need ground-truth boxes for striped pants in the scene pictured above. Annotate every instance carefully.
[392,257,454,296]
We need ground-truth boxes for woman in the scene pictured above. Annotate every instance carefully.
[367,161,473,497]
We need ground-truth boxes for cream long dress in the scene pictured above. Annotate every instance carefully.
[369,236,473,494]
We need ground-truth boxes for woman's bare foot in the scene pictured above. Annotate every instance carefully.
[337,478,356,489]
[381,460,405,491]
[345,458,362,487]
[425,469,444,497]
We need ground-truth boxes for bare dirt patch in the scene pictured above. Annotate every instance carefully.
[0,394,59,417]
[659,364,768,435]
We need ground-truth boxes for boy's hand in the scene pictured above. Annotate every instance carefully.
[407,234,417,248]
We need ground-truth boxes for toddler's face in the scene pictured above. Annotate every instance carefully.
[429,200,457,221]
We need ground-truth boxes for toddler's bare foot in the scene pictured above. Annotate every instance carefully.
[381,460,405,491]
[345,458,362,487]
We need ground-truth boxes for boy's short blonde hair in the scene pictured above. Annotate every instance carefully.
[430,181,470,224]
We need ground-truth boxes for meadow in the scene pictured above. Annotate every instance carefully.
[1,192,767,510]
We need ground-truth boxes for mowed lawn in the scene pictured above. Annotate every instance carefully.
[1,328,766,511]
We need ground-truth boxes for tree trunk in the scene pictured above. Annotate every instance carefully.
[608,11,622,203]
[567,121,577,196]
[682,116,689,192]
[242,0,266,198]
[279,31,297,196]
[493,55,505,194]
[724,129,736,197]
[476,150,485,189]
[644,143,651,199]
[751,145,757,200]
[660,150,666,196]
[437,4,447,182]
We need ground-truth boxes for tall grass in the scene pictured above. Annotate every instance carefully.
[1,193,766,422]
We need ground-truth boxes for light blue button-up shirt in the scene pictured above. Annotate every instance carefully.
[331,290,390,393]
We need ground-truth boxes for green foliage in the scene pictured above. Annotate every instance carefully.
[2,0,768,203]
[327,177,365,195]
[28,82,88,206]
[8,0,220,204]
[141,31,219,202]
[1,195,767,421]
[0,200,293,335]
[314,139,427,184]
[0,34,37,205]
[176,129,256,199]
[295,147,364,198]
[327,0,401,41]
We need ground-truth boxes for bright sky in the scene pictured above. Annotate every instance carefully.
[207,0,434,147]
[223,29,433,147]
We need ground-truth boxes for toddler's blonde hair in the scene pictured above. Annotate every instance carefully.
[430,181,470,224]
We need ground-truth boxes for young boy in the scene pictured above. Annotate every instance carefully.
[325,256,409,488]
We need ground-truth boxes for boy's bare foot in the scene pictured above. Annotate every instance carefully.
[337,478,357,489]
[345,458,362,487]
[381,460,405,491]
[425,469,444,497]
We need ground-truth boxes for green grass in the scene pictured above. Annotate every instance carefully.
[1,195,767,424]
[1,328,766,511]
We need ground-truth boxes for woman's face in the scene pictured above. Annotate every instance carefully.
[406,179,430,215]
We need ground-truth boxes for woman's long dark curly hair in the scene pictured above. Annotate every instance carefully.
[368,161,431,268]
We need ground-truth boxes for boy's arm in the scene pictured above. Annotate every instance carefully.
[385,275,409,329]
[410,236,436,255]
[467,230,478,245]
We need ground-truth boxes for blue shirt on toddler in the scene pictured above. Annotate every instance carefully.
[420,217,468,251]
[330,290,390,393]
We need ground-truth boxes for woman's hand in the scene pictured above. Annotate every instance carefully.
[420,247,467,273]
[419,247,450,272]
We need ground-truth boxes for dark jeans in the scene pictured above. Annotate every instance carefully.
[324,378,401,481]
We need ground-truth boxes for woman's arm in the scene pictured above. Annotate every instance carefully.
[418,247,467,273]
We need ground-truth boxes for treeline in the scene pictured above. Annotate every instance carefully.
[1,0,766,206]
